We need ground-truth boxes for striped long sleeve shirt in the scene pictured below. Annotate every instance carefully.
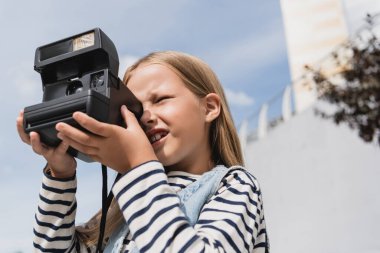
[34,161,269,252]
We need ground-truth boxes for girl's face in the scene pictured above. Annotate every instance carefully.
[127,63,212,173]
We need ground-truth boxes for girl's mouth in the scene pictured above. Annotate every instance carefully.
[149,131,168,144]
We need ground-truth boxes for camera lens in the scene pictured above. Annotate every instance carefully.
[66,80,84,96]
[91,72,104,88]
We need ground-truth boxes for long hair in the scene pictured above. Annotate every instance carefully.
[76,51,244,247]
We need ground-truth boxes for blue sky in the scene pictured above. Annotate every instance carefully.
[0,1,289,251]
[0,0,378,252]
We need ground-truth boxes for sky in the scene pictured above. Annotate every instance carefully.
[0,0,378,252]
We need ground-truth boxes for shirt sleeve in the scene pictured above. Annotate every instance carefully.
[33,168,86,252]
[112,161,269,253]
[196,168,269,252]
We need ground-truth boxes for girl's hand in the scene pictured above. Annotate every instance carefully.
[56,105,157,174]
[16,110,77,178]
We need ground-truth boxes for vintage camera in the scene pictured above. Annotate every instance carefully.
[23,28,143,162]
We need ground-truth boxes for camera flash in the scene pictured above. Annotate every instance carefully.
[73,32,95,52]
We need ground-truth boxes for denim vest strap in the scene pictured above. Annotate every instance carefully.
[104,165,243,253]
[177,165,233,226]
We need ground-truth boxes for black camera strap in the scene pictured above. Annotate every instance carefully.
[96,165,121,253]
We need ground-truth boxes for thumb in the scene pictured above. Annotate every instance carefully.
[121,105,139,128]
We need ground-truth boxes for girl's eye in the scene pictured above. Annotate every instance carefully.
[155,96,171,103]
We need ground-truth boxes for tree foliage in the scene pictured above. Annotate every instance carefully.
[307,14,380,146]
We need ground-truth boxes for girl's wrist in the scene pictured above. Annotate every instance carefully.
[46,162,76,179]
[50,169,75,179]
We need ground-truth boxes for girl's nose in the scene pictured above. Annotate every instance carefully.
[140,108,156,128]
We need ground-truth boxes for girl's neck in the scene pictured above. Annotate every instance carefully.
[164,131,214,175]
[165,158,215,175]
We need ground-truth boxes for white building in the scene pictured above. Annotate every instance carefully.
[280,0,349,113]
[243,1,380,252]
[246,103,380,253]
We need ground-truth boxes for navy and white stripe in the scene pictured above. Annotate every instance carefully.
[167,171,199,192]
[33,170,80,252]
[34,161,269,252]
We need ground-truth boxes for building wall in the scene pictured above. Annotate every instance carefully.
[245,105,380,253]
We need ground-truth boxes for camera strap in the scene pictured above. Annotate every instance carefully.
[96,165,121,253]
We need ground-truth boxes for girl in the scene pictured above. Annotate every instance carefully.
[17,51,269,252]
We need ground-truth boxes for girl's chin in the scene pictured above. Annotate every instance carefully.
[156,154,170,166]
[155,153,176,169]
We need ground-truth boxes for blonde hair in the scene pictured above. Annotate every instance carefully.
[76,50,244,247]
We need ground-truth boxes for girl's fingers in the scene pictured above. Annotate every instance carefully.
[72,112,110,137]
[55,139,70,155]
[30,132,49,156]
[57,132,99,156]
[16,110,31,144]
[121,105,139,129]
[56,121,99,148]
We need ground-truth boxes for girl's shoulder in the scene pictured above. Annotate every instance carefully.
[218,166,262,194]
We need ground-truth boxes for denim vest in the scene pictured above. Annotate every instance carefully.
[104,165,241,253]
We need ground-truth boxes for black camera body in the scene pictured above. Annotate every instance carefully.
[23,28,143,162]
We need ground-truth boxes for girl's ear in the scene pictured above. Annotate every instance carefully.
[203,93,221,123]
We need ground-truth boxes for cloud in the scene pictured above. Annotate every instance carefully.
[119,54,140,78]
[0,237,31,253]
[6,61,41,104]
[203,17,287,83]
[0,165,12,176]
[225,88,254,107]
